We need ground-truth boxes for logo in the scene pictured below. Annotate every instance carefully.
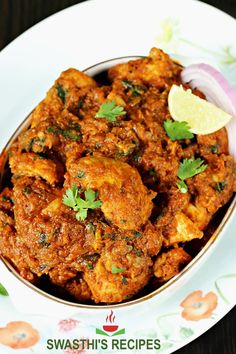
[96,310,125,336]
[46,310,161,351]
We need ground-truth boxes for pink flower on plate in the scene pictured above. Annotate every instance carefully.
[180,290,218,321]
[64,349,86,354]
[59,319,80,332]
[0,321,40,349]
[64,339,88,354]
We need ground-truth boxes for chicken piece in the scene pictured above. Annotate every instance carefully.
[154,248,192,282]
[67,156,156,230]
[13,177,60,225]
[56,68,97,92]
[184,203,211,231]
[17,121,60,154]
[0,210,36,282]
[134,223,163,257]
[108,48,181,88]
[163,212,203,247]
[0,188,14,214]
[65,276,92,302]
[188,154,235,215]
[84,240,152,303]
[31,68,97,128]
[13,177,94,280]
[197,128,229,157]
[9,152,64,185]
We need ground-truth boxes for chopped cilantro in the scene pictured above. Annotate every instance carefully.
[87,222,96,232]
[23,186,32,195]
[38,233,50,248]
[63,186,102,221]
[122,277,128,285]
[215,181,227,192]
[133,248,142,257]
[134,231,142,239]
[1,195,12,203]
[122,79,142,97]
[111,265,126,274]
[95,101,126,123]
[132,151,142,162]
[56,84,66,103]
[210,144,219,154]
[115,148,134,159]
[77,171,85,178]
[163,119,194,141]
[47,126,81,140]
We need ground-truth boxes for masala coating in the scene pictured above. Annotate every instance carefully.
[0,48,235,304]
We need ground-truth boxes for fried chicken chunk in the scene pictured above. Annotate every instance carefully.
[84,240,153,303]
[67,156,156,230]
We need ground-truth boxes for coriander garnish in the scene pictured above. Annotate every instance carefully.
[77,171,85,178]
[63,186,102,221]
[122,277,128,285]
[178,158,207,180]
[163,119,194,141]
[95,101,126,123]
[111,265,126,274]
[122,79,142,97]
[215,181,226,192]
[38,233,50,248]
[176,180,188,194]
[56,84,66,103]
[177,157,207,193]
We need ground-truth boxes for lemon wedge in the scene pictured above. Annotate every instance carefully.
[168,85,232,135]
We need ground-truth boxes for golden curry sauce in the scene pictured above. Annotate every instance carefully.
[0,48,235,304]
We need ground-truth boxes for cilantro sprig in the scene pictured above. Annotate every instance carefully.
[177,157,207,193]
[95,101,126,123]
[63,185,102,221]
[163,119,194,141]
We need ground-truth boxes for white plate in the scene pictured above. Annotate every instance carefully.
[0,0,236,353]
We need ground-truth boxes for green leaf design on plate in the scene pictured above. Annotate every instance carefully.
[179,327,194,340]
[156,313,179,340]
[134,329,157,338]
[157,342,173,352]
[0,283,8,296]
[215,274,236,304]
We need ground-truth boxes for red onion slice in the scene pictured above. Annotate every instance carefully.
[181,64,236,160]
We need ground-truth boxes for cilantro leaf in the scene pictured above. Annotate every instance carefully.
[164,119,194,141]
[85,189,96,202]
[111,265,126,274]
[178,158,207,180]
[56,84,66,103]
[215,181,227,192]
[0,283,8,296]
[122,79,142,97]
[95,101,126,123]
[63,185,78,209]
[63,187,102,221]
[176,180,188,193]
[76,209,88,221]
